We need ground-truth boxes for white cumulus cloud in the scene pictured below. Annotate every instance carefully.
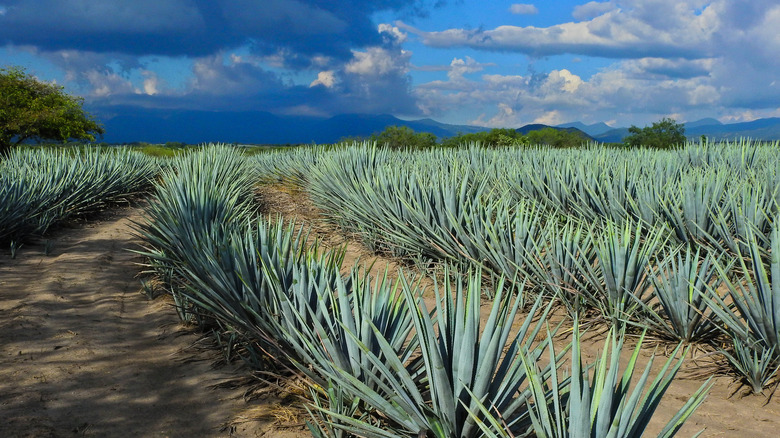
[310,70,336,88]
[509,4,538,15]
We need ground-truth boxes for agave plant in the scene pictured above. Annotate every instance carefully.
[0,147,158,244]
[271,265,419,387]
[466,197,547,291]
[306,380,383,438]
[702,220,780,392]
[709,180,774,254]
[307,269,558,438]
[525,217,597,313]
[659,168,729,244]
[704,220,780,351]
[719,338,780,395]
[518,321,711,438]
[580,219,669,326]
[642,245,726,343]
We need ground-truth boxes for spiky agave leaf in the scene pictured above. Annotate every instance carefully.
[270,265,419,389]
[642,245,726,343]
[522,318,711,438]
[580,219,669,326]
[703,220,780,353]
[702,220,780,391]
[526,217,597,313]
[659,168,729,244]
[304,269,559,438]
[0,147,158,243]
[718,337,780,395]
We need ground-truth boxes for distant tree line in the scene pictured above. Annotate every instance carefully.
[342,125,593,149]
[342,117,688,150]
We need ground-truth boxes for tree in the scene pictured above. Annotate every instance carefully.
[0,66,104,157]
[440,128,527,147]
[623,117,686,149]
[371,125,437,149]
[525,127,588,148]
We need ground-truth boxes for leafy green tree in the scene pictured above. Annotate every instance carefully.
[526,127,588,148]
[371,125,437,149]
[441,128,528,147]
[623,117,686,149]
[0,66,104,157]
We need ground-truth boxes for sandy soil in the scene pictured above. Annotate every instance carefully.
[2,187,779,437]
[0,205,307,438]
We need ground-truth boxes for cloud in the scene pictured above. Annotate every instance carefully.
[84,70,137,98]
[398,0,719,59]
[310,71,337,88]
[405,0,780,126]
[141,71,162,95]
[0,0,434,119]
[74,26,419,118]
[572,1,614,21]
[415,51,736,128]
[335,31,418,115]
[0,0,441,63]
[345,47,409,76]
[509,4,538,15]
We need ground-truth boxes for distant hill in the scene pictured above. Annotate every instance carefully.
[95,107,780,144]
[685,118,722,129]
[557,121,614,137]
[685,117,780,140]
[517,124,595,141]
[592,118,780,143]
[594,128,630,143]
[100,108,483,144]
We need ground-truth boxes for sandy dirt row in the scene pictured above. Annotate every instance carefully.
[0,205,305,437]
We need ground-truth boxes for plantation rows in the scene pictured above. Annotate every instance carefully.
[0,148,158,248]
[4,142,780,436]
[134,142,776,437]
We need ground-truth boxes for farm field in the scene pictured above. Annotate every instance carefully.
[2,142,780,437]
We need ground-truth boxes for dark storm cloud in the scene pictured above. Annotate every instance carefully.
[0,0,439,62]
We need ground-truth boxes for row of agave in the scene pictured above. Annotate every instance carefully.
[0,147,159,245]
[253,142,780,394]
[137,145,711,437]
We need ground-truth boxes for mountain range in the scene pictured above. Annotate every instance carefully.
[97,107,780,144]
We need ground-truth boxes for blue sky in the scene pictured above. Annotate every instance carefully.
[1,0,779,128]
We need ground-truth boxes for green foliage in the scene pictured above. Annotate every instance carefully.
[440,128,528,147]
[0,66,104,156]
[703,221,780,393]
[441,127,587,148]
[136,144,184,158]
[525,127,588,148]
[643,245,725,343]
[163,141,187,148]
[624,118,686,149]
[370,125,437,149]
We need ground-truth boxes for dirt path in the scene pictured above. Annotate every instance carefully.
[0,206,301,438]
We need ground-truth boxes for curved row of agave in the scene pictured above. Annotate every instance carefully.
[0,147,159,247]
[254,141,780,394]
[137,145,712,437]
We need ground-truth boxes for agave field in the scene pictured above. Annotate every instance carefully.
[0,147,158,252]
[6,141,780,436]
